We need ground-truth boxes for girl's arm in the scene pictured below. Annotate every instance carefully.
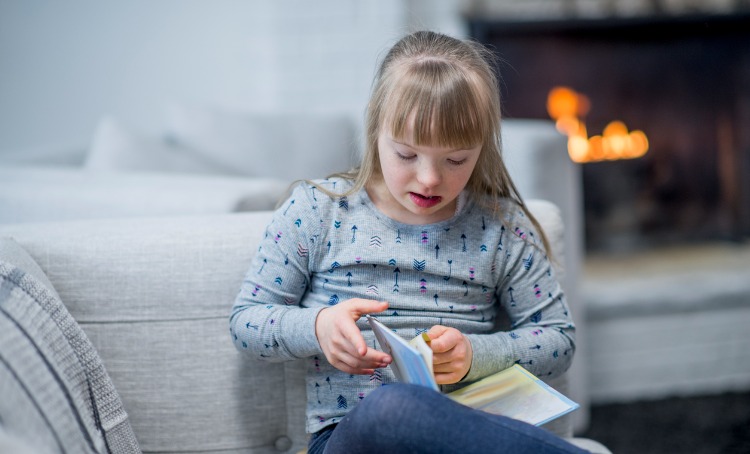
[463,219,576,382]
[230,182,392,374]
[229,185,324,362]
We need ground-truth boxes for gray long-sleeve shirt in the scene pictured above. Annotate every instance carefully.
[230,178,575,433]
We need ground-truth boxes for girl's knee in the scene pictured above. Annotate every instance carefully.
[328,384,439,453]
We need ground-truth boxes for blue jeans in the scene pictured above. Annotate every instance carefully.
[308,383,588,454]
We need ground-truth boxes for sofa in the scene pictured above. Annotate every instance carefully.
[0,202,608,454]
[0,109,606,452]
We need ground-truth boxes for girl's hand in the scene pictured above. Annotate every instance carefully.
[315,299,391,375]
[426,325,473,384]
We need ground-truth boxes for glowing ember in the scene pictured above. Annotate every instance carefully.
[547,86,648,163]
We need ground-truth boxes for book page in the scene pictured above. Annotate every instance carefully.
[408,332,434,376]
[447,364,579,426]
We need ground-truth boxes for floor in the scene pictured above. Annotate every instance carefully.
[580,391,750,454]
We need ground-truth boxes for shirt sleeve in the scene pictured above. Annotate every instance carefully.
[463,209,576,382]
[229,183,325,361]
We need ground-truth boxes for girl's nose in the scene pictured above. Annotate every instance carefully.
[416,162,442,188]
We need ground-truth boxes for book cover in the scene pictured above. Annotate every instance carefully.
[366,315,578,426]
[367,315,438,391]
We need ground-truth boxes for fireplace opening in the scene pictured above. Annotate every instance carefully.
[470,13,750,252]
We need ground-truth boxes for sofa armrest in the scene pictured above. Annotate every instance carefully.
[503,119,590,432]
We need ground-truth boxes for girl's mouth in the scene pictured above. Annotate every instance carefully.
[409,192,442,208]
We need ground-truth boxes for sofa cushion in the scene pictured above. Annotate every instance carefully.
[0,213,309,453]
[85,116,235,175]
[166,104,357,181]
[0,166,290,225]
[0,144,87,168]
[0,238,140,453]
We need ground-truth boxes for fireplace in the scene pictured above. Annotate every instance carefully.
[469,13,750,252]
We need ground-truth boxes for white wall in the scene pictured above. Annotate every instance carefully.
[0,0,467,161]
[3,0,737,161]
[0,0,598,432]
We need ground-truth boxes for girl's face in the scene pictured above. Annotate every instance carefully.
[370,128,482,225]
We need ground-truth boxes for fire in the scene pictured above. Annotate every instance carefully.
[547,86,648,163]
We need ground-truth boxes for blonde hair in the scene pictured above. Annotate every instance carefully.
[316,31,552,254]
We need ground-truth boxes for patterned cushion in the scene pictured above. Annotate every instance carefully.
[166,104,357,181]
[85,116,235,176]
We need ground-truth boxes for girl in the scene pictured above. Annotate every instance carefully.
[230,31,586,453]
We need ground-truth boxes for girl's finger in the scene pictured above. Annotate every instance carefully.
[428,326,461,353]
[432,350,456,365]
[347,299,389,318]
[337,318,368,356]
[334,349,386,373]
[426,325,449,343]
[361,346,391,365]
[330,360,374,376]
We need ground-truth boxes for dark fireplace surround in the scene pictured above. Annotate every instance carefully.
[470,13,750,252]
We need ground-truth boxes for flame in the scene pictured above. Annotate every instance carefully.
[547,87,648,163]
[547,86,590,125]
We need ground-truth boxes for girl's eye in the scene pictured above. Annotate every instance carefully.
[396,153,416,161]
[447,158,467,166]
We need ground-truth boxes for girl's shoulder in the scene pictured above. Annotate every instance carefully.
[305,176,356,196]
[473,195,524,224]
[284,176,355,200]
[279,176,357,215]
[505,202,550,256]
[476,196,544,248]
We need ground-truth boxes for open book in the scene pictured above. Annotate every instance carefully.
[366,315,579,426]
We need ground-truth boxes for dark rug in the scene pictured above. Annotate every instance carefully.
[580,391,750,454]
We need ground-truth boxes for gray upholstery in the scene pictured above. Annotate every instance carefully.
[1,213,308,453]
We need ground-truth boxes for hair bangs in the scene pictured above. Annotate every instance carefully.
[381,59,490,150]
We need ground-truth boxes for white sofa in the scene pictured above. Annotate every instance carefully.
[0,203,609,454]
[0,110,601,451]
